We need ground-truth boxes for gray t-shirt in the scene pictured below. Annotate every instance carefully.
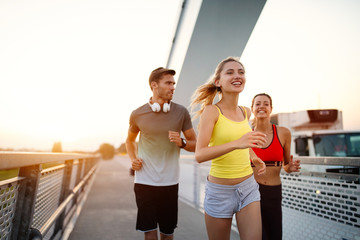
[129,102,193,186]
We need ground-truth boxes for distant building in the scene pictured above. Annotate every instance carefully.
[271,109,343,132]
[271,109,360,157]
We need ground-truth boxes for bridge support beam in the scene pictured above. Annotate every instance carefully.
[168,0,267,110]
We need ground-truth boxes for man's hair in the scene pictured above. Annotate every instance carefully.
[149,67,176,90]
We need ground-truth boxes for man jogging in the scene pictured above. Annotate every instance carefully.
[126,67,196,240]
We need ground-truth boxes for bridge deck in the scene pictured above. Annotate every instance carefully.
[66,156,239,240]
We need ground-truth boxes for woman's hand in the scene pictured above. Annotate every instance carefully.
[237,131,267,149]
[252,157,266,175]
[286,155,301,173]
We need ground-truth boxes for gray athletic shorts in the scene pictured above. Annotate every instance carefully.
[204,175,260,218]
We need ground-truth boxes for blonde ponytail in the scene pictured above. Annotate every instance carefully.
[190,78,221,119]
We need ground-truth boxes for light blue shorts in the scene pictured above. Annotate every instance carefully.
[204,175,260,218]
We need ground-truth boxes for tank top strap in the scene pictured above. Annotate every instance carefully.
[215,104,248,121]
[239,106,248,121]
[214,104,223,115]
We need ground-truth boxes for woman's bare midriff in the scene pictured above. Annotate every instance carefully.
[208,173,253,185]
[253,166,282,186]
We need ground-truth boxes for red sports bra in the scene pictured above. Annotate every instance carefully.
[252,124,284,162]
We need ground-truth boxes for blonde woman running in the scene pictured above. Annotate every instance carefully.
[191,57,267,240]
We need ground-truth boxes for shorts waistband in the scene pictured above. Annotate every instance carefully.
[206,174,255,191]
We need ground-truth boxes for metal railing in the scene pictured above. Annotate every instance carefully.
[0,152,100,240]
[179,156,360,240]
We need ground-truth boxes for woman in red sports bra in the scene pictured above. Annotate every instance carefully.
[250,93,301,240]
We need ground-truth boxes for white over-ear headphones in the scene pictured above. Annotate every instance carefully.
[149,100,171,113]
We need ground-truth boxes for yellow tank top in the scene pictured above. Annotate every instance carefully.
[209,105,253,178]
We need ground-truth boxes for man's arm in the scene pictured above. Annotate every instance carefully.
[182,128,196,152]
[125,129,143,170]
[168,128,196,152]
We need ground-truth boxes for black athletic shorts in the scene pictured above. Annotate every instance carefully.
[134,183,178,235]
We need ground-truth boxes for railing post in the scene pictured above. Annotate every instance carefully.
[73,158,84,204]
[83,158,89,176]
[76,159,84,186]
[193,161,199,209]
[72,158,84,208]
[11,164,41,240]
[54,159,73,236]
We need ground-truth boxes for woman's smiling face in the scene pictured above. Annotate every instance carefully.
[252,95,273,118]
[215,61,246,93]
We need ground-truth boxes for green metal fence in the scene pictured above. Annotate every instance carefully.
[0,152,100,240]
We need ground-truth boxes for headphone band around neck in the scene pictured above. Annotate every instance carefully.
[149,98,171,113]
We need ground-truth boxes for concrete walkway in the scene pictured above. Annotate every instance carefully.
[67,155,239,240]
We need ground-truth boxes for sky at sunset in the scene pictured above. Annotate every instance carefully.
[1,0,359,152]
